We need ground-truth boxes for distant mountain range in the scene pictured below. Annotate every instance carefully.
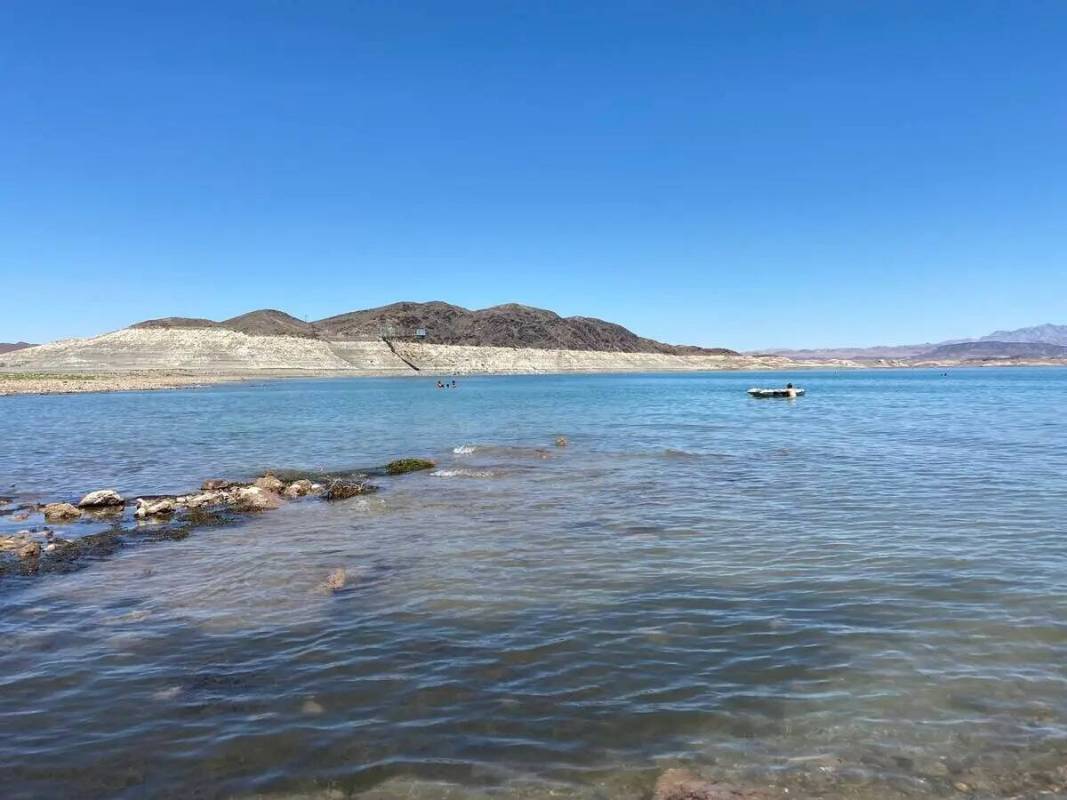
[0,341,34,354]
[978,323,1067,346]
[766,323,1067,361]
[130,302,738,355]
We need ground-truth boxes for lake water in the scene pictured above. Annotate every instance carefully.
[2,369,1067,800]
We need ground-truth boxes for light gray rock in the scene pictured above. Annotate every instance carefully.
[135,498,177,518]
[181,491,225,509]
[78,489,125,508]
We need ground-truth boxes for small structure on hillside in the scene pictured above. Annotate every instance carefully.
[379,324,429,341]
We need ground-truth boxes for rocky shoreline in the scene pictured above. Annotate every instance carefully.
[0,371,239,396]
[0,458,436,578]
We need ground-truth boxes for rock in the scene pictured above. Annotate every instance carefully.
[322,480,378,500]
[134,497,177,518]
[78,489,125,508]
[181,491,225,509]
[201,478,232,491]
[0,535,41,559]
[42,502,82,521]
[231,486,283,511]
[301,698,325,714]
[653,768,769,800]
[13,511,30,522]
[254,473,285,492]
[384,458,436,475]
[554,435,568,447]
[323,568,346,592]
[283,479,315,498]
[953,783,970,793]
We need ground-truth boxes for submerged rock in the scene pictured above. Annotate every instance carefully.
[653,768,770,800]
[384,458,436,475]
[554,435,568,447]
[0,534,41,560]
[253,473,285,492]
[322,480,378,500]
[42,502,82,521]
[134,497,177,519]
[323,568,346,592]
[78,489,125,508]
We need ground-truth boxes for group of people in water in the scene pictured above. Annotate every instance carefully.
[435,380,457,389]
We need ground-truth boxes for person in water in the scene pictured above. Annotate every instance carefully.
[786,382,797,399]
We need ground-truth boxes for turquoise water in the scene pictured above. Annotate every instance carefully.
[2,369,1067,799]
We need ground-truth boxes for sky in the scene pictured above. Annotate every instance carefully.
[1,1,1065,350]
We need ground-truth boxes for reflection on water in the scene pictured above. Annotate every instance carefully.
[2,369,1067,799]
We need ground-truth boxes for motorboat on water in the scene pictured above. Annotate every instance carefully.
[747,387,805,398]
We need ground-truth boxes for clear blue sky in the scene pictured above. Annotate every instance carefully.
[2,1,1065,349]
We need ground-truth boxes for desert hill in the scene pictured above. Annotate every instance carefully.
[0,342,34,354]
[130,302,737,355]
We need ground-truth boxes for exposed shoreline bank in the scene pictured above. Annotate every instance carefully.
[4,328,1067,395]
[0,371,239,397]
[3,358,1067,396]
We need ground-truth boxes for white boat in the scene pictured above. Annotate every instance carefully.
[747,387,805,398]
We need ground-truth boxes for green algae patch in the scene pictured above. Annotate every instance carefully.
[385,458,436,475]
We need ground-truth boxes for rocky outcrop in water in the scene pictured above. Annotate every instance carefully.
[0,460,434,578]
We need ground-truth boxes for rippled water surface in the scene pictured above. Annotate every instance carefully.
[2,370,1067,800]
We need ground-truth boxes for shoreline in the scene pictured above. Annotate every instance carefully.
[2,360,1067,396]
[0,371,241,397]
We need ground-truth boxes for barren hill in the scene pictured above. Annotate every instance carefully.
[314,302,735,354]
[221,310,318,338]
[131,317,221,330]
[0,342,34,354]
[127,302,737,355]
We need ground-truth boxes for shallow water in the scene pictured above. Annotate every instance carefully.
[2,369,1067,799]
